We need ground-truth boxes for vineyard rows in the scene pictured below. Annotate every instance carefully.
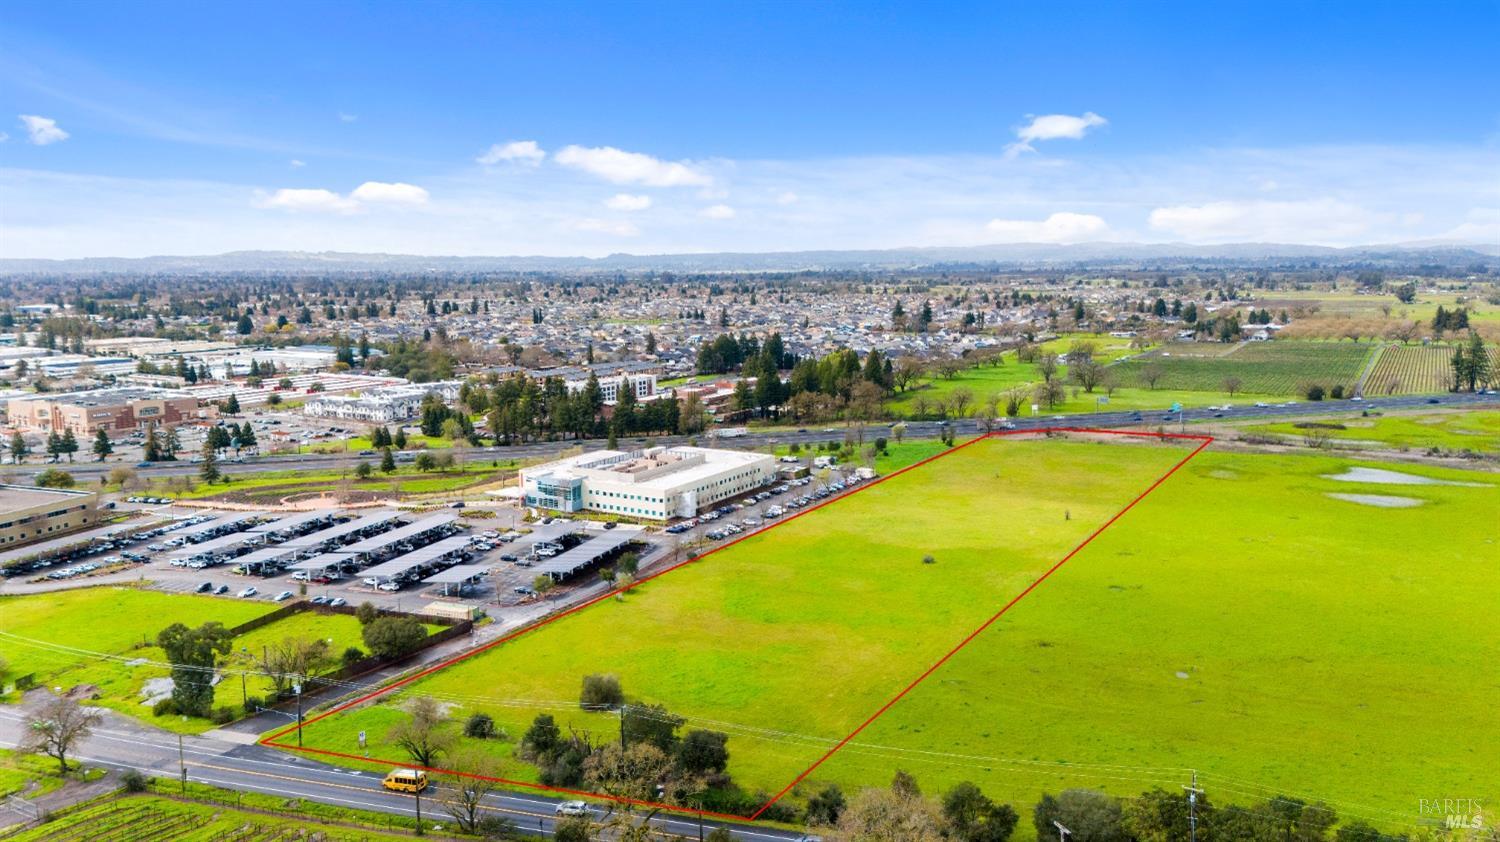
[1111,341,1373,395]
[1363,343,1500,395]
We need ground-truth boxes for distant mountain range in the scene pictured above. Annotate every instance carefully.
[2,241,1496,275]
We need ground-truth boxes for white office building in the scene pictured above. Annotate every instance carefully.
[562,372,657,405]
[521,446,776,520]
[302,381,462,423]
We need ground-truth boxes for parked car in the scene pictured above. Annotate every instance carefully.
[196,582,214,593]
[213,584,230,595]
[237,587,258,598]
[273,591,294,602]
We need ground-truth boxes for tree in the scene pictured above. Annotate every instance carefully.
[943,781,1019,842]
[580,673,624,710]
[1068,358,1105,393]
[59,428,78,462]
[442,748,507,833]
[156,622,233,717]
[1035,352,1060,384]
[22,696,103,775]
[622,702,684,752]
[92,428,113,461]
[1221,376,1243,397]
[554,817,592,842]
[464,712,496,739]
[9,431,28,464]
[34,468,75,488]
[257,637,333,697]
[1140,364,1165,390]
[388,696,453,767]
[520,713,563,760]
[354,461,373,479]
[362,616,427,659]
[223,393,240,414]
[1122,786,1210,842]
[107,466,137,490]
[199,441,220,484]
[414,452,436,472]
[834,785,946,841]
[1032,789,1128,842]
[237,313,254,334]
[674,728,729,776]
[806,784,848,826]
[380,447,397,473]
[582,741,671,800]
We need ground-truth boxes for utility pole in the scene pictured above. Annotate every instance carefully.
[1184,771,1204,842]
[177,733,186,794]
[1053,820,1071,842]
[414,782,423,836]
[294,683,303,747]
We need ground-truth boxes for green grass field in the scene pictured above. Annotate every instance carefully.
[141,460,511,501]
[293,436,1199,797]
[290,435,1498,838]
[0,588,397,733]
[1243,409,1500,453]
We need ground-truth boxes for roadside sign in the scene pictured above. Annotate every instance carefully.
[358,730,367,749]
[1098,396,1109,404]
[1170,402,1182,412]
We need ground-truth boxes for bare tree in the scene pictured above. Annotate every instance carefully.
[1035,352,1060,384]
[388,696,454,767]
[258,637,334,696]
[1140,363,1165,390]
[892,357,925,393]
[443,749,507,833]
[948,387,974,418]
[1221,376,1243,397]
[23,696,103,775]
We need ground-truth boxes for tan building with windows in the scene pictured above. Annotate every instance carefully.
[6,388,210,436]
[0,485,100,550]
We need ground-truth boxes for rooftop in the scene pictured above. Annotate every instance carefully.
[0,483,94,511]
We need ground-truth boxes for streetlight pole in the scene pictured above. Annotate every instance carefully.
[294,682,303,747]
[1053,820,1071,842]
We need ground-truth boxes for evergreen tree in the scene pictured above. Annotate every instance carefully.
[59,429,78,462]
[92,428,113,461]
[199,441,220,484]
[380,447,397,473]
[9,431,29,464]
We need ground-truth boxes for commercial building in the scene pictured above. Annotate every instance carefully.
[521,445,776,520]
[301,380,462,423]
[6,388,211,436]
[0,484,100,550]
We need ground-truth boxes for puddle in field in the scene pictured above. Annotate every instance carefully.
[1322,467,1487,487]
[1326,493,1426,509]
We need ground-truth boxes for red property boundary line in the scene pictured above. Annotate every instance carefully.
[262,427,1213,823]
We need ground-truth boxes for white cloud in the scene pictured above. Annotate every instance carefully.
[775,191,800,205]
[252,181,428,213]
[605,193,652,211]
[570,217,640,236]
[1148,198,1379,243]
[1438,208,1500,243]
[555,145,711,187]
[19,115,69,145]
[253,188,359,213]
[337,112,358,123]
[350,181,430,205]
[1005,111,1106,157]
[985,212,1113,243]
[290,159,306,168]
[700,204,736,220]
[477,140,546,166]
[0,132,9,143]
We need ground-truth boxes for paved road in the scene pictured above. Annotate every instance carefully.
[0,701,799,840]
[3,392,1492,485]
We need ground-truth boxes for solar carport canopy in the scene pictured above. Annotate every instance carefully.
[423,564,489,584]
[359,535,472,581]
[249,510,335,536]
[180,512,265,542]
[234,545,304,569]
[288,551,355,572]
[167,526,268,560]
[337,513,458,558]
[533,529,639,577]
[280,513,398,549]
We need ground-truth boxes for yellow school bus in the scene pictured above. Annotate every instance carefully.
[382,768,428,793]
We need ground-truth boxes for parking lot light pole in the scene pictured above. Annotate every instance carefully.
[294,683,303,747]
[1053,821,1071,842]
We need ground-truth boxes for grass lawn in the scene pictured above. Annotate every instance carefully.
[291,435,1197,805]
[1242,408,1500,453]
[0,587,395,733]
[8,792,421,841]
[141,460,511,501]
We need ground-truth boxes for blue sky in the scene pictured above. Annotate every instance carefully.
[2,0,1497,258]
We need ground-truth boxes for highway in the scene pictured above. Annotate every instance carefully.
[2,391,1492,485]
[0,704,799,840]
